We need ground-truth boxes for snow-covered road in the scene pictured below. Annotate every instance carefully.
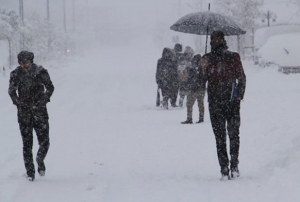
[1,38,300,202]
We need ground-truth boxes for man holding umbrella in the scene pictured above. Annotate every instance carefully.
[199,31,246,180]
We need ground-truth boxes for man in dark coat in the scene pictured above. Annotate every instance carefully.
[181,54,206,124]
[199,31,246,180]
[170,43,183,107]
[8,51,54,181]
[156,48,178,109]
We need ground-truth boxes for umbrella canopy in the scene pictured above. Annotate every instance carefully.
[170,11,246,36]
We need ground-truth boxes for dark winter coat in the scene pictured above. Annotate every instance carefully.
[200,50,246,103]
[156,48,178,91]
[8,64,54,120]
[186,54,205,92]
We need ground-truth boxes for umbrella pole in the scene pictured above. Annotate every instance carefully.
[205,27,209,54]
[205,3,211,54]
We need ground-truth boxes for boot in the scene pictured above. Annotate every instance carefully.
[179,98,183,107]
[231,167,240,179]
[196,117,204,124]
[181,118,193,124]
[162,101,168,109]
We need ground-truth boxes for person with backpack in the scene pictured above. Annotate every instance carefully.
[199,31,246,180]
[177,46,194,107]
[181,54,206,124]
[8,51,54,181]
[156,48,177,109]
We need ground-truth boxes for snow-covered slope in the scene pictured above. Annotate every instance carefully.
[0,36,300,202]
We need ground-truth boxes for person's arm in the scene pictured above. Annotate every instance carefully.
[156,61,163,88]
[37,69,54,106]
[234,53,246,100]
[8,70,20,106]
[199,55,208,89]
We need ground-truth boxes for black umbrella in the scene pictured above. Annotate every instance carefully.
[170,5,246,53]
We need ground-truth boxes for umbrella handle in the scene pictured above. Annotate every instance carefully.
[205,3,211,54]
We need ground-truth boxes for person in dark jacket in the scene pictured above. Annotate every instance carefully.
[170,43,183,107]
[8,51,54,181]
[156,48,178,109]
[199,31,246,180]
[181,54,206,124]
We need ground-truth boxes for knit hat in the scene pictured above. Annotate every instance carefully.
[18,51,34,64]
[210,30,225,40]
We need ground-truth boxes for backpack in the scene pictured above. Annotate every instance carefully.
[177,62,189,82]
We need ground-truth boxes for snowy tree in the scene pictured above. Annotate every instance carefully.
[212,0,264,55]
[21,12,71,62]
[0,9,20,68]
[213,0,264,31]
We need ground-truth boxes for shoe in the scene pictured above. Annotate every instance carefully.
[162,101,168,109]
[196,118,204,123]
[231,167,240,179]
[27,175,35,181]
[220,174,230,181]
[171,104,178,107]
[220,167,230,181]
[181,118,193,124]
[37,158,46,176]
[179,98,183,107]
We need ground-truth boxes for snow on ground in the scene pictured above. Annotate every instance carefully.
[0,36,300,202]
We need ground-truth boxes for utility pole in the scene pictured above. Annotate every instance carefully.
[19,0,24,21]
[261,10,277,27]
[19,0,24,50]
[47,0,50,21]
[63,0,67,33]
[72,0,75,32]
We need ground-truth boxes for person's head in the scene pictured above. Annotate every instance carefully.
[191,54,201,67]
[174,43,182,53]
[210,30,225,46]
[162,47,173,60]
[183,46,194,59]
[18,51,34,70]
[210,30,228,52]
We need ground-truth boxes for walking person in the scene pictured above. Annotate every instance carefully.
[156,48,177,109]
[181,54,205,124]
[199,31,246,180]
[177,46,194,107]
[170,43,183,107]
[8,51,54,181]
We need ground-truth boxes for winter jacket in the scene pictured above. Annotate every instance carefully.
[156,48,178,91]
[188,65,206,92]
[200,50,246,103]
[177,46,194,90]
[8,64,54,108]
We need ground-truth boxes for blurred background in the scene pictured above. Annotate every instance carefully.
[0,0,300,69]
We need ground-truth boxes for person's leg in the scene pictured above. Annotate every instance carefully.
[182,92,195,124]
[226,101,241,175]
[170,86,179,107]
[209,102,229,176]
[19,120,35,180]
[161,88,169,109]
[196,91,205,123]
[34,116,50,176]
[178,87,185,107]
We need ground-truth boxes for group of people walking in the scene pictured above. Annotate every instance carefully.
[156,43,205,124]
[156,30,247,180]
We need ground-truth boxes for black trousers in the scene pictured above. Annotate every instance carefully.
[209,101,241,172]
[18,106,50,177]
